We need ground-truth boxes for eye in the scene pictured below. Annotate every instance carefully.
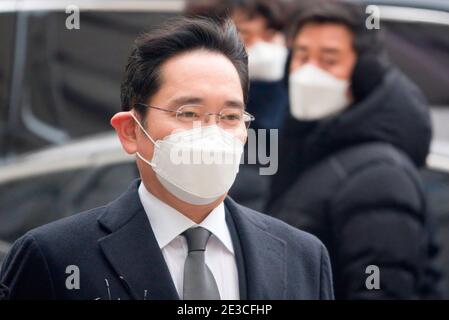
[179,111,199,118]
[176,105,203,121]
[322,58,338,67]
[222,114,241,121]
[221,110,243,122]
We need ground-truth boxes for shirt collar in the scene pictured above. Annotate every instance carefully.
[138,182,234,254]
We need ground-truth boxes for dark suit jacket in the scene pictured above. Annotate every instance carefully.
[0,180,334,300]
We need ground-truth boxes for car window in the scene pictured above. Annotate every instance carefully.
[1,10,180,157]
[0,162,138,243]
[382,20,449,107]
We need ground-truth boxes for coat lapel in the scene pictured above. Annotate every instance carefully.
[224,197,287,300]
[96,179,287,300]
[97,180,179,300]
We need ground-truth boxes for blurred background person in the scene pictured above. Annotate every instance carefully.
[231,0,288,131]
[187,0,292,130]
[265,2,441,299]
[186,0,306,211]
[229,0,289,210]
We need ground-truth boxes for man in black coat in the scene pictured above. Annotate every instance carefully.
[265,3,440,299]
[0,17,333,300]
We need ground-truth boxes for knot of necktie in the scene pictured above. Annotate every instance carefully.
[183,226,212,252]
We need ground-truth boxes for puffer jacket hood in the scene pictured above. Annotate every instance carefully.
[270,68,432,204]
[319,67,432,167]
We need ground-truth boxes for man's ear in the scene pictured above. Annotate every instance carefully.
[110,112,138,154]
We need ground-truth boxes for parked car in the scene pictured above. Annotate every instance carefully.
[1,0,448,158]
[0,0,183,158]
[0,133,138,245]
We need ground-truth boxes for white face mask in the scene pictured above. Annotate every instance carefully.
[247,41,288,81]
[131,114,244,205]
[289,64,351,120]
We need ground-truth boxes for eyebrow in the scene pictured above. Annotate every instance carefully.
[224,100,245,109]
[167,96,244,109]
[293,45,341,55]
[293,45,308,52]
[320,47,341,55]
[168,96,204,107]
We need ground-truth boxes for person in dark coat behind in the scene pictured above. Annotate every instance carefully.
[265,2,441,299]
[226,0,290,210]
[231,0,289,131]
[184,0,291,211]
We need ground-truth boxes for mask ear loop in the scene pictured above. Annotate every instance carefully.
[130,112,157,145]
[130,112,158,168]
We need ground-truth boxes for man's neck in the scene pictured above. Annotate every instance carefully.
[142,180,225,224]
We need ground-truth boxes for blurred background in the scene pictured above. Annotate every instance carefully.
[0,0,448,298]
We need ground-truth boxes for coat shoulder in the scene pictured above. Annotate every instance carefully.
[24,205,107,248]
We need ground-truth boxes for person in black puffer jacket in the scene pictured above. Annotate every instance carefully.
[265,2,441,299]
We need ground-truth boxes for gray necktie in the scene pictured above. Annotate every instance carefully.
[182,227,221,300]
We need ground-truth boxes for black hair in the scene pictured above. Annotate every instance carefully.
[290,2,383,57]
[232,0,286,31]
[120,16,249,117]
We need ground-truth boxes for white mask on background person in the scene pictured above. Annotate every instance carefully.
[131,113,244,205]
[289,63,351,120]
[247,41,288,81]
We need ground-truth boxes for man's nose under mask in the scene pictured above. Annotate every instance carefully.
[289,63,351,120]
[247,41,288,82]
[131,113,244,205]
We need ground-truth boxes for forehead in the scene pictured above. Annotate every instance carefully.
[294,23,354,50]
[156,49,244,103]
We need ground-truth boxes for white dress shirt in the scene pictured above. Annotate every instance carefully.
[138,182,240,300]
